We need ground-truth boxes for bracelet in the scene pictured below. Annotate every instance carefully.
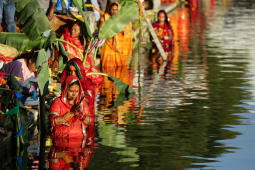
[164,36,169,40]
[79,113,86,121]
[63,112,73,122]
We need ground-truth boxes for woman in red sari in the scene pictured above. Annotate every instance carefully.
[49,75,94,139]
[52,21,103,87]
[152,10,174,61]
[60,58,97,117]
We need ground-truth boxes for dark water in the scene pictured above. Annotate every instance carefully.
[15,0,255,169]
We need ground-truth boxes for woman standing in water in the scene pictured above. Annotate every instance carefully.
[49,75,94,139]
[99,1,132,67]
[152,10,174,60]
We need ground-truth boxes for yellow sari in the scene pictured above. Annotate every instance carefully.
[100,1,132,67]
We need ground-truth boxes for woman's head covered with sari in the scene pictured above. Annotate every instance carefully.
[61,58,94,94]
[61,75,83,109]
[105,1,121,16]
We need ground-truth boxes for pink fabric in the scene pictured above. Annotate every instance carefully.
[0,59,35,86]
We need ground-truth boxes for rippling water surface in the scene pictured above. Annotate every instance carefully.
[26,0,255,169]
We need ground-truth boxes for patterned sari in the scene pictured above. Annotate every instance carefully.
[49,75,94,139]
[100,1,132,67]
[61,27,103,87]
[152,22,174,52]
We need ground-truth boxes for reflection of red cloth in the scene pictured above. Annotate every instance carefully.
[49,75,93,138]
[152,22,174,52]
[61,58,96,117]
[49,126,95,170]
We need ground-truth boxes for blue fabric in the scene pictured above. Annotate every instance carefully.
[15,120,23,137]
[33,90,37,100]
[56,0,71,11]
[15,92,24,101]
[0,0,16,32]
[15,156,22,170]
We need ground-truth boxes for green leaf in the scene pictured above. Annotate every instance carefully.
[7,74,21,90]
[18,0,41,24]
[58,42,69,71]
[99,3,139,40]
[21,9,51,41]
[43,30,57,50]
[108,75,136,94]
[0,32,47,51]
[36,49,50,96]
[15,0,31,12]
[71,0,92,39]
[118,0,136,7]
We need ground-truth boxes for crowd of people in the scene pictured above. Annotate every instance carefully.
[0,0,175,168]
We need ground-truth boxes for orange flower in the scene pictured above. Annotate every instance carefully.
[138,0,143,17]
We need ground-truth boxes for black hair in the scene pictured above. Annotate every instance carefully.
[70,21,86,44]
[145,0,153,10]
[14,48,39,63]
[158,10,169,25]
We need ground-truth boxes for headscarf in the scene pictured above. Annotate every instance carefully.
[61,75,82,109]
[61,58,94,95]
[61,58,95,116]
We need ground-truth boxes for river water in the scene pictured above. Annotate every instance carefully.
[23,0,255,169]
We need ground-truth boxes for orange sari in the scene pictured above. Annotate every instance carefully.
[100,2,132,67]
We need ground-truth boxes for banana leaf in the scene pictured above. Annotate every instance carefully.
[71,0,92,40]
[35,49,50,96]
[0,33,46,51]
[21,9,52,41]
[57,42,69,71]
[118,0,136,7]
[18,0,41,24]
[99,3,139,40]
[15,0,31,12]
[43,30,57,50]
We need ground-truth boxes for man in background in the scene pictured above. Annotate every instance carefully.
[0,0,16,36]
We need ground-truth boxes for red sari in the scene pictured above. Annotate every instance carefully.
[49,126,95,169]
[60,58,96,117]
[49,75,94,139]
[61,27,103,87]
[152,22,174,52]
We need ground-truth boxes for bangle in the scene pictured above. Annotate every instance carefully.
[63,112,73,122]
[79,113,86,121]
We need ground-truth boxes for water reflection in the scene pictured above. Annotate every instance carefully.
[48,126,95,169]
[89,0,254,169]
[20,0,255,169]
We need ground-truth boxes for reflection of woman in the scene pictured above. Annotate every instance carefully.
[49,75,94,139]
[49,126,95,169]
[0,49,38,97]
[99,1,132,67]
[60,58,100,116]
[152,10,174,55]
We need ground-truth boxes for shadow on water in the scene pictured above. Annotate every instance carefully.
[6,0,255,169]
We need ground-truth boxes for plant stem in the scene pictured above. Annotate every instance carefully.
[94,45,99,60]
[57,39,83,59]
[16,115,20,148]
[83,38,94,66]
[86,72,108,76]
[0,87,11,91]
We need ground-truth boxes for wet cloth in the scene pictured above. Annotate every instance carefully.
[100,1,132,67]
[49,75,93,138]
